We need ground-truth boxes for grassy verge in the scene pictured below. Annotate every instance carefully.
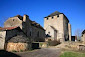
[60,51,85,57]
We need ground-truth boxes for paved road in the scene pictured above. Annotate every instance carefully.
[16,48,61,57]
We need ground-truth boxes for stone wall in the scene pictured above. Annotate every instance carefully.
[44,14,65,42]
[81,34,85,42]
[6,42,29,52]
[4,15,45,42]
[44,13,71,42]
[63,16,69,41]
[68,23,71,41]
[4,17,22,29]
[0,31,6,49]
[56,14,64,42]
[5,27,25,42]
[23,16,45,42]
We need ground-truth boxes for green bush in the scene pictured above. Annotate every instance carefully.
[12,50,17,52]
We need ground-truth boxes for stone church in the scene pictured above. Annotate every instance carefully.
[0,15,45,50]
[44,11,71,42]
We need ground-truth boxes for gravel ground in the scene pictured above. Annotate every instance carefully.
[16,48,61,57]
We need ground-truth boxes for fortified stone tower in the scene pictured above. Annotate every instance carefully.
[44,11,71,42]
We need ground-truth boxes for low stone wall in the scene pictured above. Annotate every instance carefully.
[56,41,85,51]
[79,45,85,51]
[6,42,29,52]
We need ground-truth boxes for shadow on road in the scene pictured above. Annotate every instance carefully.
[0,50,21,57]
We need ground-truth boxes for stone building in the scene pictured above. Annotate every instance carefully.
[0,26,30,51]
[0,15,45,50]
[44,11,71,42]
[81,30,85,42]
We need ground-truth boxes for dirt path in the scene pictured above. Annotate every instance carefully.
[16,48,61,57]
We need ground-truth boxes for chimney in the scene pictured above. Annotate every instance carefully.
[23,15,29,22]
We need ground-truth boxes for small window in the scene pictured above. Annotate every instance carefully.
[57,15,59,17]
[52,16,54,19]
[47,18,48,20]
[13,19,14,21]
[48,32,50,34]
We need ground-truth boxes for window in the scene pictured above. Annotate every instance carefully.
[52,16,54,19]
[13,19,14,21]
[47,18,48,20]
[57,15,59,17]
[48,32,50,34]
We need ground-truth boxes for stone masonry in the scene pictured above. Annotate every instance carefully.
[44,11,71,42]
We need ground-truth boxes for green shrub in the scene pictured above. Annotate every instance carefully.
[20,50,23,52]
[12,50,17,52]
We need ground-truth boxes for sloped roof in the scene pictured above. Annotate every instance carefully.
[8,35,29,43]
[30,20,45,30]
[44,11,69,22]
[15,15,23,20]
[0,26,18,31]
[44,11,60,18]
[82,30,85,34]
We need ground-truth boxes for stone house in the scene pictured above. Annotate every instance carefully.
[44,11,71,42]
[81,30,85,42]
[4,15,45,42]
[0,15,45,50]
[0,26,30,51]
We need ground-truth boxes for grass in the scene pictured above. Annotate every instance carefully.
[60,51,85,57]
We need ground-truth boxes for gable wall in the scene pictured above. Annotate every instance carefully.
[0,31,6,49]
[4,17,22,29]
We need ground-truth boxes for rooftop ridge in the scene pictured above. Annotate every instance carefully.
[44,11,61,18]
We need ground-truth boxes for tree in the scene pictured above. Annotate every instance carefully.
[75,29,83,41]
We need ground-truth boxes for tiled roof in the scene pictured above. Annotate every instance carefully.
[0,26,18,30]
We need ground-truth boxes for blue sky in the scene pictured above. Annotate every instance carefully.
[0,0,85,35]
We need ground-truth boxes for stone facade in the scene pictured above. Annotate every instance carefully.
[0,31,6,49]
[6,42,29,52]
[0,15,45,50]
[44,11,71,42]
[4,15,45,42]
[81,30,85,42]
